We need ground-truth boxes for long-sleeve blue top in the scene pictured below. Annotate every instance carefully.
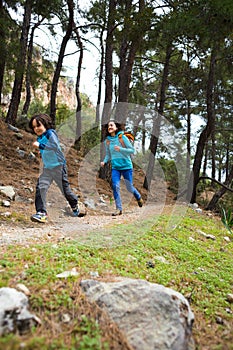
[37,129,65,169]
[103,131,135,170]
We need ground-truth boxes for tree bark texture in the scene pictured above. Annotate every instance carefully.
[99,0,117,180]
[118,0,145,104]
[143,43,172,190]
[74,26,83,149]
[188,47,216,203]
[22,18,44,116]
[5,0,32,125]
[50,0,74,124]
[0,0,6,105]
[205,164,233,210]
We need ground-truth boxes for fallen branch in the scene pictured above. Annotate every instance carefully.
[199,176,233,193]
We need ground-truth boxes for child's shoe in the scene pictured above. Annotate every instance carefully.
[112,209,122,216]
[72,206,80,217]
[31,212,48,223]
[137,198,143,207]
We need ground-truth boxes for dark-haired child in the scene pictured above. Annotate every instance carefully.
[29,113,79,223]
[100,120,143,216]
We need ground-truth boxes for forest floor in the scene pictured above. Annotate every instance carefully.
[0,117,176,245]
[0,117,231,350]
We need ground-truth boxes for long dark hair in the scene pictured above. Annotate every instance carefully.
[103,120,125,139]
[29,114,54,132]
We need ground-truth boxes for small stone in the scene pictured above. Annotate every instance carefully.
[154,256,168,264]
[146,261,155,268]
[226,293,233,303]
[61,313,71,323]
[215,316,224,325]
[56,268,79,278]
[16,283,31,296]
[206,234,216,240]
[225,308,232,314]
[90,271,99,278]
[1,200,10,207]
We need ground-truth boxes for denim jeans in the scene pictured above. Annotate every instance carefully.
[111,168,141,211]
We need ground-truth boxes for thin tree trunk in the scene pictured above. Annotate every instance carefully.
[187,47,216,203]
[206,164,233,210]
[22,18,44,115]
[73,26,83,150]
[99,0,117,179]
[202,140,208,176]
[225,143,229,180]
[211,121,216,186]
[0,0,6,105]
[96,26,105,125]
[186,100,191,182]
[143,43,172,190]
[5,0,31,125]
[50,0,74,124]
[118,0,145,104]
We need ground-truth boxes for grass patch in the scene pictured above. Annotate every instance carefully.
[0,208,232,349]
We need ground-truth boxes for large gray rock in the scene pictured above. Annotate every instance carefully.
[80,278,195,350]
[0,287,39,336]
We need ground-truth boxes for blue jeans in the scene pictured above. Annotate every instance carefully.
[111,169,141,211]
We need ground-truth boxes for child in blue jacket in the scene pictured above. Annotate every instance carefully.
[101,120,143,216]
[29,113,79,223]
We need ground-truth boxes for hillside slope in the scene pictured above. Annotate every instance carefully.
[0,117,175,244]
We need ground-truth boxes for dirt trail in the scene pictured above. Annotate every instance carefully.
[0,200,180,247]
[0,117,181,247]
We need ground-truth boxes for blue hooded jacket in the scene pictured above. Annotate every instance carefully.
[103,131,135,170]
[37,129,65,169]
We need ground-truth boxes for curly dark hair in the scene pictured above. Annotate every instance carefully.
[103,120,125,138]
[29,114,54,132]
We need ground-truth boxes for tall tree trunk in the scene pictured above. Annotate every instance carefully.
[0,0,6,105]
[211,121,216,186]
[50,0,74,124]
[186,100,191,182]
[187,47,216,203]
[96,26,105,125]
[104,0,116,108]
[206,164,233,210]
[22,18,44,115]
[99,0,117,179]
[73,26,83,150]
[5,0,32,125]
[202,140,208,176]
[225,142,229,180]
[143,43,172,190]
[118,0,145,104]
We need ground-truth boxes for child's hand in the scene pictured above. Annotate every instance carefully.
[100,162,105,167]
[32,141,39,148]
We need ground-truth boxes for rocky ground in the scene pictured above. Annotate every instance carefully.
[0,117,176,246]
[1,118,232,350]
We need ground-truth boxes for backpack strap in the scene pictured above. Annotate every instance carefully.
[118,133,125,147]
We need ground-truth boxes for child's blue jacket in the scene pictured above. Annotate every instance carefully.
[103,131,135,170]
[37,129,65,169]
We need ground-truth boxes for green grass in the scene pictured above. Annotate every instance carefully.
[0,208,232,349]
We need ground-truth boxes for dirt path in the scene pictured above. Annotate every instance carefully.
[0,201,182,247]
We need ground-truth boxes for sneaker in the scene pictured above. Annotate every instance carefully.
[72,208,80,217]
[137,198,143,207]
[112,209,122,216]
[31,212,48,223]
